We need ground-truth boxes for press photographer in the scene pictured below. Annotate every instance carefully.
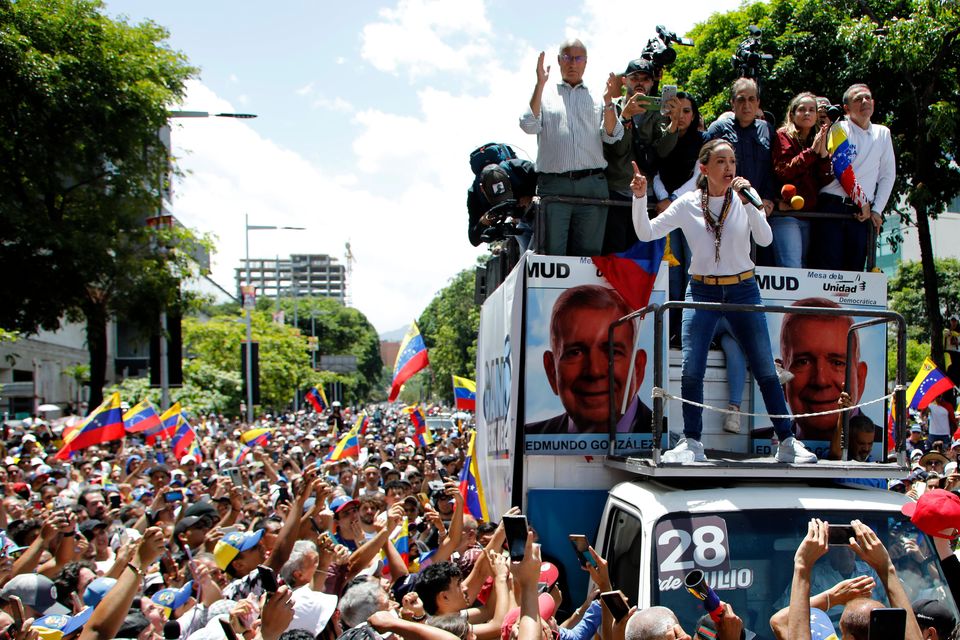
[466,143,536,250]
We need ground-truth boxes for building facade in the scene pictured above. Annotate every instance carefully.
[235,254,346,303]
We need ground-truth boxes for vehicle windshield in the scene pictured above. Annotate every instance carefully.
[652,509,956,640]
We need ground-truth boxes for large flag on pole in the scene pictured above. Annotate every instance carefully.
[451,376,477,412]
[123,400,161,434]
[55,393,125,459]
[458,431,488,521]
[171,418,199,460]
[388,322,429,402]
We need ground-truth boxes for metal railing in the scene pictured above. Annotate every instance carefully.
[534,195,879,270]
[606,301,907,464]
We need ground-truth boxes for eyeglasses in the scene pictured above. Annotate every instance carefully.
[560,54,586,64]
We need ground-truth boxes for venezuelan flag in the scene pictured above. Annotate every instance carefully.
[391,516,410,567]
[305,385,329,413]
[171,418,198,459]
[591,235,666,312]
[409,407,433,447]
[54,393,125,460]
[907,358,954,411]
[452,376,477,412]
[325,419,361,461]
[141,402,181,445]
[388,322,429,402]
[827,122,868,208]
[240,427,274,445]
[458,431,488,521]
[123,400,161,434]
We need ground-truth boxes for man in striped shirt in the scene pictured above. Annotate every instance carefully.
[520,39,622,256]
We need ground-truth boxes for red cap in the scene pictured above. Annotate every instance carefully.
[901,489,960,539]
[501,593,557,640]
[539,562,559,589]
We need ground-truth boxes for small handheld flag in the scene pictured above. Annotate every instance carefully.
[305,385,329,413]
[592,236,666,312]
[451,376,477,412]
[458,431,488,521]
[123,400,161,434]
[906,358,954,411]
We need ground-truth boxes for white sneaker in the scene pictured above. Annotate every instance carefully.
[662,438,708,463]
[723,405,741,434]
[776,436,818,464]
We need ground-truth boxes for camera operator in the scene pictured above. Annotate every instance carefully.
[468,159,536,252]
[601,58,679,253]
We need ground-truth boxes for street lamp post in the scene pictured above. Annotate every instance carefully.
[243,215,305,423]
[158,110,257,410]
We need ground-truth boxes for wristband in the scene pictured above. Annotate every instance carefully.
[126,563,144,580]
[603,104,615,111]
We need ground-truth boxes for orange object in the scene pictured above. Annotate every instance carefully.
[781,184,797,200]
[791,195,805,210]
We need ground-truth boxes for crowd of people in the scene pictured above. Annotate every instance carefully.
[0,389,958,640]
[517,38,896,273]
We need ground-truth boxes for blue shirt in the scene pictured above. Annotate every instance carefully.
[706,115,775,201]
[559,600,602,640]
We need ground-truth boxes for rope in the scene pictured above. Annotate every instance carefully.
[650,387,895,420]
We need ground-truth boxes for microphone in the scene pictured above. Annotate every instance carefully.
[736,183,763,209]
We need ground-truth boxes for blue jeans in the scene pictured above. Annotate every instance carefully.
[770,216,810,268]
[715,318,746,407]
[681,278,793,440]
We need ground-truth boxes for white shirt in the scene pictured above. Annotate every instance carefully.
[520,82,623,173]
[928,403,951,437]
[633,190,772,276]
[820,120,896,212]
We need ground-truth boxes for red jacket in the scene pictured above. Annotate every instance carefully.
[771,128,834,211]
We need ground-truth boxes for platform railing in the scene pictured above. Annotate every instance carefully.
[606,301,907,466]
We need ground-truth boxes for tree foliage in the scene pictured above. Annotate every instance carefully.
[670,0,960,367]
[0,0,197,404]
[416,268,480,403]
[888,258,960,343]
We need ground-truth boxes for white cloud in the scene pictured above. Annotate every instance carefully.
[335,56,346,65]
[169,0,747,333]
[312,96,353,112]
[295,82,314,96]
[228,73,239,83]
[360,0,493,77]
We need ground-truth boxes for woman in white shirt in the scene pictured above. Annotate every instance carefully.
[631,139,816,464]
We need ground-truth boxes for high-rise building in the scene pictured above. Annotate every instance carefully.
[236,254,346,303]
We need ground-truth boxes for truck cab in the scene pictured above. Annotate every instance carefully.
[600,477,950,638]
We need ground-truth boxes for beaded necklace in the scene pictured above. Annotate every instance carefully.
[700,188,733,263]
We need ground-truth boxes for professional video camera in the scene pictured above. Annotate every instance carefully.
[731,25,773,80]
[640,24,694,70]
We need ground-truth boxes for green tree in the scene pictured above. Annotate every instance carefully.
[888,258,960,343]
[670,0,960,367]
[417,268,480,403]
[182,311,320,415]
[0,0,196,405]
[274,296,383,402]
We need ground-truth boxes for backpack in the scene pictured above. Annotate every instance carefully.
[469,142,517,176]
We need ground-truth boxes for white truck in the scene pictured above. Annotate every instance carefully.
[474,253,956,637]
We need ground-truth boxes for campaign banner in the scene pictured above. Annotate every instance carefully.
[523,255,668,456]
[475,257,524,520]
[747,267,888,460]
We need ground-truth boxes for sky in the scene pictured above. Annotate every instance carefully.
[105,0,743,336]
